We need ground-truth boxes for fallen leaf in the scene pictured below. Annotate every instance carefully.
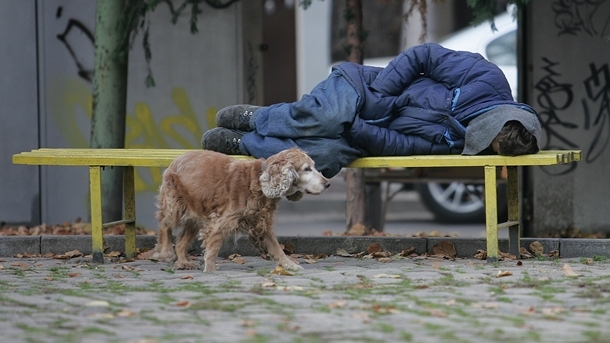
[335,249,353,257]
[548,250,559,258]
[398,247,416,257]
[581,258,593,265]
[277,285,303,291]
[231,256,246,265]
[44,277,53,281]
[270,266,293,276]
[542,307,565,315]
[180,275,194,280]
[121,265,139,271]
[377,257,393,263]
[496,270,513,278]
[328,300,347,309]
[529,241,544,256]
[347,223,367,236]
[367,243,383,254]
[473,250,487,260]
[428,230,442,237]
[432,241,456,257]
[175,301,190,307]
[64,249,83,258]
[499,252,516,260]
[372,274,401,279]
[562,263,580,277]
[471,302,499,309]
[429,309,447,317]
[67,272,82,277]
[371,304,401,314]
[520,247,533,259]
[88,313,114,319]
[240,320,256,327]
[86,300,109,307]
[136,249,155,260]
[10,262,29,270]
[304,258,317,264]
[116,309,137,317]
[261,281,275,287]
[104,251,121,258]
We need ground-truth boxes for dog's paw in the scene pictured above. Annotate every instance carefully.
[174,261,200,270]
[151,251,176,263]
[281,260,304,271]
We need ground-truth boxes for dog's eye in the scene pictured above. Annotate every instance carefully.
[304,166,312,172]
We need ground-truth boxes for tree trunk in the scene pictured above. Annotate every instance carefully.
[91,0,129,223]
[343,0,369,233]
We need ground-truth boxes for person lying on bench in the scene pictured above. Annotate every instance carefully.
[201,42,542,178]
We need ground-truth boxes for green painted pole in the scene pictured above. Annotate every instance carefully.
[91,0,129,225]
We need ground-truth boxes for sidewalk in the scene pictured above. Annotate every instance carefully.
[1,253,609,343]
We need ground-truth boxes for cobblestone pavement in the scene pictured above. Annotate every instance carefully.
[1,254,609,343]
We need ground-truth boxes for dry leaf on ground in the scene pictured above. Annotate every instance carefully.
[270,265,293,276]
[496,270,513,278]
[335,248,353,257]
[529,241,544,256]
[561,263,580,277]
[367,243,383,254]
[473,249,487,260]
[432,241,456,257]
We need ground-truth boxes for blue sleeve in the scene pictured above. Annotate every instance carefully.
[370,43,488,96]
[346,117,456,156]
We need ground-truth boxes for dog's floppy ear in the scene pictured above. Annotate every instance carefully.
[260,154,297,198]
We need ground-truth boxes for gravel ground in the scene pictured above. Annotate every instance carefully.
[0,254,609,343]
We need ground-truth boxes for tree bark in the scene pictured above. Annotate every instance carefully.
[343,0,369,233]
[91,0,129,223]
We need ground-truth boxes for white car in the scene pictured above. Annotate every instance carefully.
[364,13,518,223]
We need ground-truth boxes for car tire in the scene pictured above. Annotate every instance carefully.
[416,182,508,223]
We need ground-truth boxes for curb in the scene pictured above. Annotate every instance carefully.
[0,235,608,259]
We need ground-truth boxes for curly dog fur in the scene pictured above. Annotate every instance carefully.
[152,148,330,272]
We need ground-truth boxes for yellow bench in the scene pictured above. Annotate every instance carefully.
[12,148,581,263]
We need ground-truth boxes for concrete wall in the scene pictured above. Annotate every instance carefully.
[0,0,40,225]
[1,0,263,229]
[525,0,610,234]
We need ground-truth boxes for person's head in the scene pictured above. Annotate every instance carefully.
[492,121,540,155]
[463,105,542,156]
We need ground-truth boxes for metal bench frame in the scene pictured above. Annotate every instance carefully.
[13,148,581,263]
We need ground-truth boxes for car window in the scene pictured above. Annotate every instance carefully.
[485,30,516,65]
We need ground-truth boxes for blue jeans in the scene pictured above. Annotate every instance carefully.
[241,70,363,178]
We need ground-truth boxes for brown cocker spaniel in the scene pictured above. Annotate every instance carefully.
[152,148,330,272]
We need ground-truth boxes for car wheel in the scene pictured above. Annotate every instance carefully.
[416,182,507,223]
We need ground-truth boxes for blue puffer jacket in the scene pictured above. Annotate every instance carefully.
[333,42,534,156]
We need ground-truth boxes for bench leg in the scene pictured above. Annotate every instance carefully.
[484,166,499,262]
[507,166,520,258]
[124,166,136,259]
[90,166,104,263]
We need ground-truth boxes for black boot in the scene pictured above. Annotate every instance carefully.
[215,105,261,131]
[201,128,247,155]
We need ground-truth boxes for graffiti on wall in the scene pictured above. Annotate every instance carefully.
[551,0,610,38]
[533,1,610,175]
[53,6,217,193]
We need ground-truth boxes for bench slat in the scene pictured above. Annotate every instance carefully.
[13,149,581,168]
